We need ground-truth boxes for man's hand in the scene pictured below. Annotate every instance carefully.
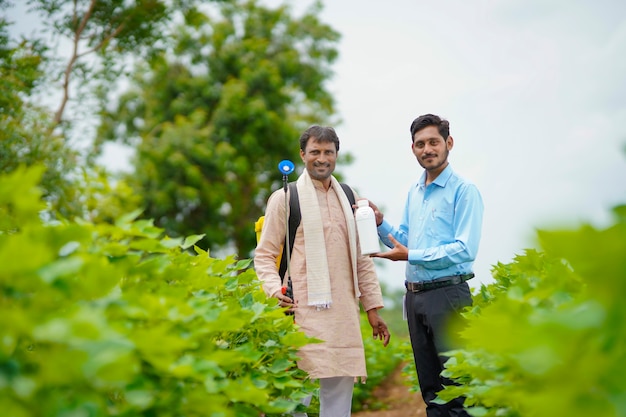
[275,291,297,312]
[371,234,409,261]
[366,308,390,347]
[367,200,384,226]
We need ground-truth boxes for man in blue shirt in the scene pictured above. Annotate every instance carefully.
[369,113,483,417]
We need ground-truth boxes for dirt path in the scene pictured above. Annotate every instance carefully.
[353,363,426,417]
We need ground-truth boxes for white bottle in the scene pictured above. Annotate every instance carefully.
[355,199,379,255]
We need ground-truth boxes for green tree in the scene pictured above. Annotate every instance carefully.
[24,0,203,130]
[1,0,216,219]
[0,0,80,216]
[96,0,342,257]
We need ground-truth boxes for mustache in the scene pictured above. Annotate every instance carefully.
[313,162,331,167]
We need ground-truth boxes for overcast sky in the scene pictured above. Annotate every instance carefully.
[9,1,626,291]
[280,0,626,290]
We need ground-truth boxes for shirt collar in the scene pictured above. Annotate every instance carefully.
[417,164,453,189]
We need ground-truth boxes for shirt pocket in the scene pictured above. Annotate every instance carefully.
[426,206,454,241]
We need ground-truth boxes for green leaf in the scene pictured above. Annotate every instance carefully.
[160,236,184,248]
[223,376,269,405]
[37,257,85,283]
[124,390,154,408]
[129,238,168,253]
[181,234,205,249]
[115,209,144,226]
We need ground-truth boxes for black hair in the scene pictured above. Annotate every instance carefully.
[299,126,340,152]
[409,114,450,141]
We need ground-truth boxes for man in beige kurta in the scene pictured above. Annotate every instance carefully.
[254,126,390,417]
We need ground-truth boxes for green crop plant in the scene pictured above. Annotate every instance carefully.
[0,166,315,417]
[436,205,626,417]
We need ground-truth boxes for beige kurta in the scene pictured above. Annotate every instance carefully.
[254,177,384,379]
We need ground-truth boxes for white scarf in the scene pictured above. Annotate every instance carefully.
[296,170,361,309]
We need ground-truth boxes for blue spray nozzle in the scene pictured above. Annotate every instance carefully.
[278,160,295,175]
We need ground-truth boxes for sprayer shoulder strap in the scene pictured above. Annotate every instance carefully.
[278,182,356,278]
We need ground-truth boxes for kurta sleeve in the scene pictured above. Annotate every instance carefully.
[356,254,384,311]
[254,189,289,298]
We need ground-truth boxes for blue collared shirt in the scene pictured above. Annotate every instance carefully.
[378,164,484,282]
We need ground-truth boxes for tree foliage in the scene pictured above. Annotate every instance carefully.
[0,3,81,217]
[24,0,202,128]
[96,0,341,257]
[1,0,219,220]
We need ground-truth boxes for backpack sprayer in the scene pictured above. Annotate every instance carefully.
[278,160,295,304]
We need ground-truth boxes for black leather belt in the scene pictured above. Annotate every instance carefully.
[405,273,474,292]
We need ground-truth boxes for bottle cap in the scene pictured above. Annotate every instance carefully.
[357,199,369,208]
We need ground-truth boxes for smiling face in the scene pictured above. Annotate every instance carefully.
[412,125,453,179]
[301,137,337,187]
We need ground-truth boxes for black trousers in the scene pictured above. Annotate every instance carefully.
[405,282,473,417]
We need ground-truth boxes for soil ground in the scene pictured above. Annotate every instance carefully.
[353,363,426,417]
